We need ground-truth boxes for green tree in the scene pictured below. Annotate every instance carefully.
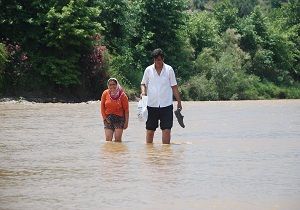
[187,11,220,58]
[141,0,187,51]
[189,0,209,11]
[185,29,258,100]
[181,75,219,101]
[0,43,8,94]
[40,0,102,86]
[238,6,268,57]
[0,43,7,72]
[104,0,149,91]
[230,0,258,17]
[237,6,293,84]
[281,0,300,81]
[194,47,216,77]
[250,6,268,40]
[208,29,253,100]
[245,4,299,84]
[251,48,276,80]
[139,0,193,79]
[284,0,300,26]
[185,50,259,100]
[98,0,129,54]
[213,0,239,33]
[0,0,45,93]
[238,17,259,54]
[270,0,289,8]
[0,0,104,98]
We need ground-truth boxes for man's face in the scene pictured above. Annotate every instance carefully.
[154,56,164,68]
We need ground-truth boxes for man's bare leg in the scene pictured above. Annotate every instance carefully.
[162,129,171,144]
[146,130,155,143]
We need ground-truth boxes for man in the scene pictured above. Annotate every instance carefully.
[141,48,182,144]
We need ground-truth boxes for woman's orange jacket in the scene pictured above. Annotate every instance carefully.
[100,89,129,119]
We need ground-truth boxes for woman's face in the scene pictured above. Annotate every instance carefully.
[108,80,117,92]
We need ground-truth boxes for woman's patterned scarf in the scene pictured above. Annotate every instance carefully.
[108,78,124,100]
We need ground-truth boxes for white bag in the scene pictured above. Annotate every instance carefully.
[137,96,148,121]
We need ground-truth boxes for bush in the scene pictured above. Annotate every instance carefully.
[253,80,284,99]
[0,43,8,94]
[0,43,7,71]
[180,75,219,101]
[194,48,216,77]
[284,85,300,99]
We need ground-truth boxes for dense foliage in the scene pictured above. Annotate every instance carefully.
[0,0,299,101]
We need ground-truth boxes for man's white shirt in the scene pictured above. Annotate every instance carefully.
[141,63,177,108]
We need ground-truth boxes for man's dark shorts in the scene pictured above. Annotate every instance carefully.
[146,105,173,131]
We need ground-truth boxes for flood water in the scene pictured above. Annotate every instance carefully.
[0,100,300,210]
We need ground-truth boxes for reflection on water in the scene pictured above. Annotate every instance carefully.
[0,100,300,210]
[145,144,174,165]
[101,141,129,154]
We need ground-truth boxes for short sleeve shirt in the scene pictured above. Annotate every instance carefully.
[141,63,177,108]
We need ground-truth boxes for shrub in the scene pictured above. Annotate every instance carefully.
[180,75,219,101]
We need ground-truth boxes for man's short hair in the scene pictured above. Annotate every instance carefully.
[151,48,164,59]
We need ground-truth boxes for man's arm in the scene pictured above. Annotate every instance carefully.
[172,85,182,110]
[141,84,147,97]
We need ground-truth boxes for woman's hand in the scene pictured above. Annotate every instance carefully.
[104,118,111,124]
[123,121,128,129]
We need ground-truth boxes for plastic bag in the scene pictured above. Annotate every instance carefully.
[137,96,148,121]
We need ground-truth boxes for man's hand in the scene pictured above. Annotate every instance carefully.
[140,92,147,98]
[140,84,147,98]
[177,101,182,111]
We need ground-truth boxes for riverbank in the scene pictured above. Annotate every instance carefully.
[0,94,140,103]
[2,96,300,104]
[0,96,88,103]
[0,89,138,103]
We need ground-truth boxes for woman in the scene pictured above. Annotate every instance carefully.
[100,78,129,142]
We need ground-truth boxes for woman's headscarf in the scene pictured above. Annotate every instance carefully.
[107,78,124,100]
